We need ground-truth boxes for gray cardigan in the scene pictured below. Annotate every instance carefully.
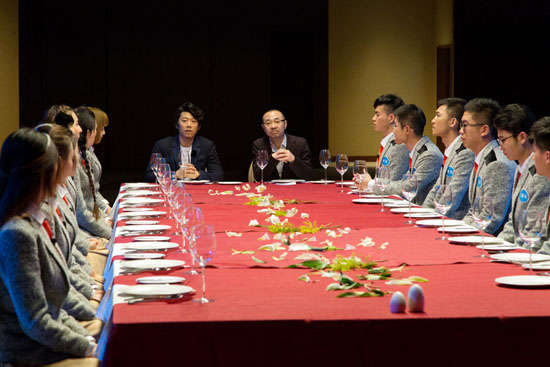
[0,216,90,364]
[378,134,409,181]
[88,148,110,212]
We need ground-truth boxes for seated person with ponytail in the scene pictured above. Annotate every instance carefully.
[0,128,98,366]
[87,107,111,214]
[73,106,112,240]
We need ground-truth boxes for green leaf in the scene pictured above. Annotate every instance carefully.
[251,256,266,264]
[232,249,255,255]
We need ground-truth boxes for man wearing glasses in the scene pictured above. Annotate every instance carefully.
[251,109,315,181]
[423,98,474,219]
[494,104,550,246]
[460,98,515,235]
[145,101,224,182]
[530,117,550,254]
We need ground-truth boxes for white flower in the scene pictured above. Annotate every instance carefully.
[266,215,280,224]
[256,184,266,193]
[221,191,233,195]
[379,242,389,250]
[286,208,298,217]
[288,243,310,251]
[295,253,321,261]
[357,236,375,247]
[272,200,285,209]
[306,236,317,242]
[273,233,285,241]
[320,239,333,247]
[234,186,241,191]
[300,212,310,219]
[338,227,351,235]
[248,219,260,226]
[242,184,251,191]
[326,229,338,238]
[258,243,285,251]
[344,244,356,250]
[258,233,270,241]
[225,231,242,237]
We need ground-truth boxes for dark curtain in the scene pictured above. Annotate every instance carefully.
[19,0,328,191]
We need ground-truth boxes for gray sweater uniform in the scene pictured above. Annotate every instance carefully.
[537,198,550,254]
[0,214,91,365]
[378,133,410,181]
[498,155,550,246]
[463,140,516,235]
[88,147,110,213]
[423,139,475,219]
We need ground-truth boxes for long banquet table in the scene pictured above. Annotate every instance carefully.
[100,182,550,366]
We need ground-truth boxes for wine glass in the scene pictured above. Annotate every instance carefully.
[183,206,204,275]
[189,224,216,303]
[472,195,493,257]
[519,208,544,274]
[401,173,418,224]
[335,154,348,192]
[375,166,389,212]
[319,149,331,183]
[434,185,453,240]
[157,163,171,199]
[149,153,161,180]
[353,160,367,190]
[256,149,269,185]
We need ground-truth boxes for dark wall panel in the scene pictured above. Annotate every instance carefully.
[20,0,328,184]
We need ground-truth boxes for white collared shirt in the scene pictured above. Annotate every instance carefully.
[408,137,425,163]
[444,135,462,158]
[180,145,192,166]
[380,132,394,149]
[270,134,287,178]
[475,140,497,168]
[57,184,69,200]
[518,152,534,175]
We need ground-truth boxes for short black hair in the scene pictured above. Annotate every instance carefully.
[531,116,550,152]
[464,98,501,139]
[175,101,205,126]
[54,111,75,129]
[493,104,535,138]
[373,94,405,113]
[395,104,426,137]
[437,98,467,126]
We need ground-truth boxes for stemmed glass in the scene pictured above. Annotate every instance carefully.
[172,185,192,253]
[353,160,367,190]
[335,154,348,192]
[319,149,331,183]
[375,166,389,212]
[472,195,493,257]
[256,149,269,185]
[157,163,171,200]
[183,206,204,275]
[401,173,418,224]
[149,153,161,181]
[519,209,544,274]
[189,224,216,303]
[434,185,453,239]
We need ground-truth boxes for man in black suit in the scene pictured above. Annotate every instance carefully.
[145,101,223,182]
[251,109,315,181]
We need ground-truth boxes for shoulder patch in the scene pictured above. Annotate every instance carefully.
[455,143,467,154]
[417,144,428,155]
[484,150,497,165]
[529,165,537,176]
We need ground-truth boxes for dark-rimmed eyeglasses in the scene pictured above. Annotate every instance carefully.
[497,135,515,145]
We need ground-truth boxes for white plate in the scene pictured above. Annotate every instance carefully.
[448,236,505,245]
[120,190,159,197]
[121,198,164,205]
[118,224,171,232]
[270,179,306,184]
[134,236,171,241]
[349,189,372,195]
[383,201,412,208]
[490,253,550,264]
[437,226,479,233]
[390,207,436,214]
[359,194,388,199]
[121,284,194,296]
[124,252,165,260]
[118,211,166,218]
[121,259,185,270]
[124,220,160,225]
[123,183,159,189]
[181,180,211,184]
[335,181,355,186]
[416,219,465,227]
[352,198,403,204]
[404,212,442,218]
[122,242,179,250]
[495,275,550,288]
[477,244,521,251]
[521,261,550,270]
[308,180,336,184]
[216,181,243,185]
[137,276,186,284]
[122,207,154,212]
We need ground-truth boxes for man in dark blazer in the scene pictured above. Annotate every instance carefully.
[145,102,223,182]
[251,109,316,181]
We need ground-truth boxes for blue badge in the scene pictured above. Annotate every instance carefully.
[412,168,416,174]
[382,157,390,167]
[519,189,529,203]
[446,167,454,178]
[476,176,482,188]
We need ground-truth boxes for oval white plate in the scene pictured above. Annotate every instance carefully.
[181,180,211,184]
[308,180,336,184]
[121,259,185,270]
[495,275,550,288]
[521,261,550,270]
[122,207,154,212]
[383,201,412,208]
[123,183,159,189]
[476,244,521,251]
[119,224,171,232]
[437,226,478,233]
[271,179,306,184]
[124,252,165,260]
[490,253,550,264]
[216,181,243,185]
[122,284,194,296]
[448,236,504,245]
[335,181,355,186]
[120,190,159,197]
[124,220,160,225]
[122,197,164,204]
[390,207,435,214]
[118,211,166,218]
[352,198,383,204]
[137,276,186,284]
[123,242,179,250]
[404,212,442,218]
[134,236,171,242]
[416,219,465,227]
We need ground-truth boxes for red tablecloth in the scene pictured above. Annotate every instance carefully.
[103,183,550,366]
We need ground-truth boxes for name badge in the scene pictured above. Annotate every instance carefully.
[519,189,529,203]
[476,176,482,188]
[446,167,454,178]
[382,157,390,167]
[412,168,416,174]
